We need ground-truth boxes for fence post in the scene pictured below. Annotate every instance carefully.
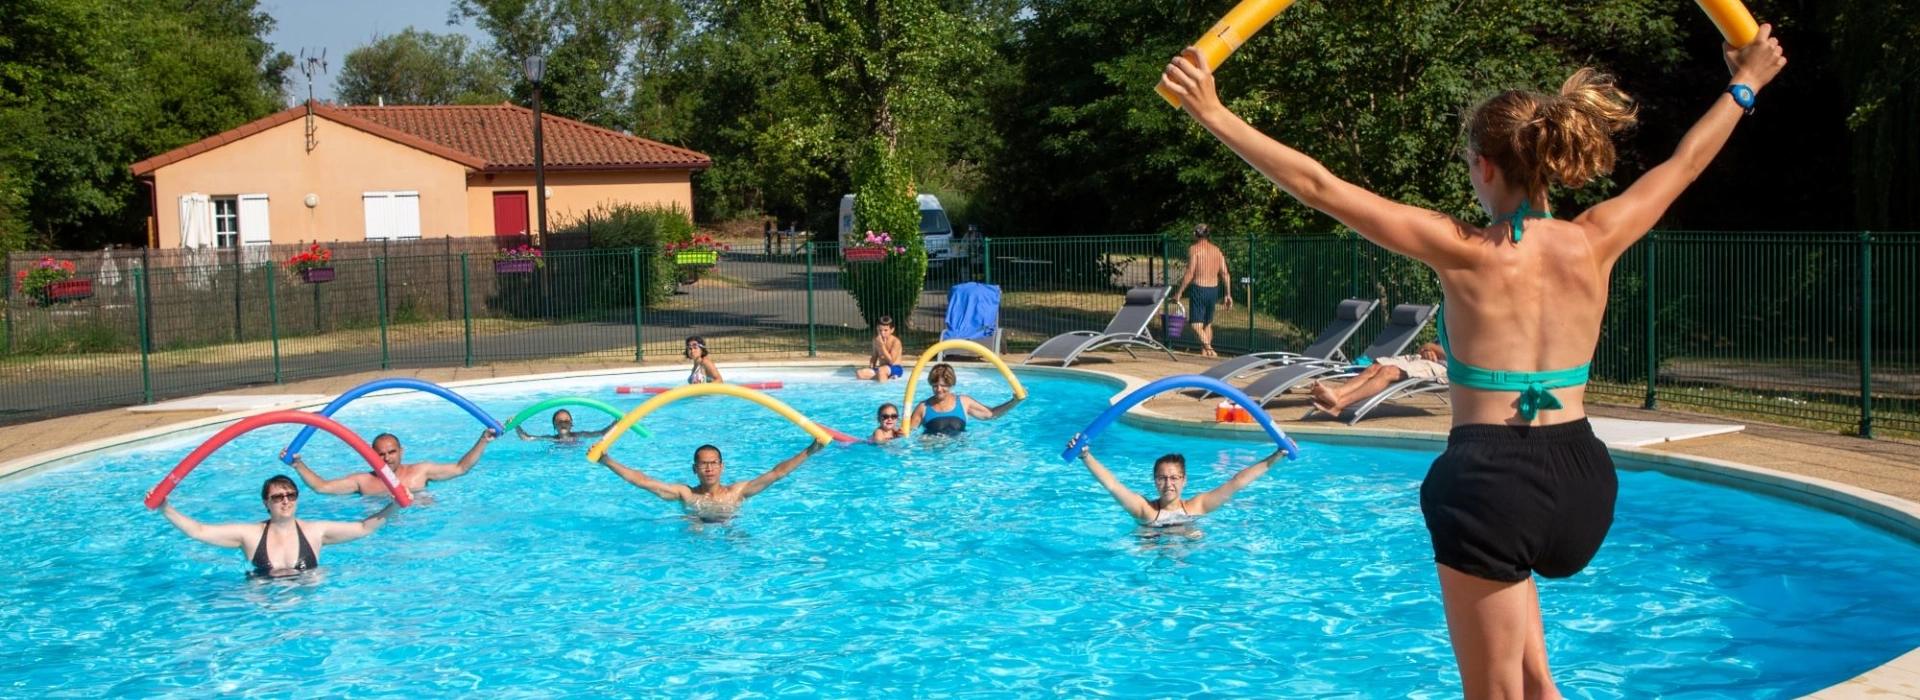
[1245,230,1255,352]
[2,251,10,354]
[377,257,389,370]
[268,264,281,383]
[1644,233,1657,410]
[1860,231,1874,439]
[641,247,656,362]
[232,250,243,343]
[444,235,454,321]
[135,267,152,404]
[806,241,816,357]
[461,253,473,367]
[1348,235,1359,298]
[983,238,993,285]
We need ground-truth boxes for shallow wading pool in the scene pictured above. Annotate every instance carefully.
[2,367,1917,697]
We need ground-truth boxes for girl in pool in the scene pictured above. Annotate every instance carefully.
[905,363,1022,436]
[684,336,722,384]
[1159,25,1786,698]
[869,403,906,444]
[1072,439,1285,529]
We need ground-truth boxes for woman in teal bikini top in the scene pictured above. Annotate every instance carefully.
[1437,201,1591,421]
[1161,24,1787,700]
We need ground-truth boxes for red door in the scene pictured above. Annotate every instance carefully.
[493,191,529,237]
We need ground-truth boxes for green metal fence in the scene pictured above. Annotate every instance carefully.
[3,232,1914,439]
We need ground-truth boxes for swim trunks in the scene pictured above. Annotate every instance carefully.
[1420,419,1615,582]
[1188,285,1220,324]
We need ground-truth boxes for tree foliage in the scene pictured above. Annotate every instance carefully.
[0,0,288,251]
[336,29,511,106]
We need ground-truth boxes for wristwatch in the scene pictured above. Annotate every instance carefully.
[1728,84,1756,114]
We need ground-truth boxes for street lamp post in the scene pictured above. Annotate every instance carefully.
[523,56,548,249]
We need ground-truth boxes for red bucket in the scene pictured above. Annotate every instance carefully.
[1165,302,1187,339]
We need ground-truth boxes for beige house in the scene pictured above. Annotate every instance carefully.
[130,101,711,248]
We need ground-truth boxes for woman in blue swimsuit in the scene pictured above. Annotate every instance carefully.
[907,363,1023,436]
[1161,27,1786,698]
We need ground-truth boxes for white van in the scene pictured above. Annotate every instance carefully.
[838,194,954,259]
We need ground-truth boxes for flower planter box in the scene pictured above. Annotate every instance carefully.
[674,250,719,267]
[843,247,888,263]
[494,259,537,274]
[46,279,93,302]
[300,267,335,283]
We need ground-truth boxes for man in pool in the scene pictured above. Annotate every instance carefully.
[514,410,608,442]
[595,440,825,520]
[1072,437,1286,528]
[156,475,398,577]
[291,429,496,496]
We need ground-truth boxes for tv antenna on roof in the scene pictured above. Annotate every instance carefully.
[298,48,328,153]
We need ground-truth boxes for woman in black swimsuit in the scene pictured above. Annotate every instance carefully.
[158,475,399,577]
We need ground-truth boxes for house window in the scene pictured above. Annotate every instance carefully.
[212,197,240,248]
[363,191,423,240]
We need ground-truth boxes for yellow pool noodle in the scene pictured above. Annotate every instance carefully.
[1695,0,1759,48]
[1157,0,1302,107]
[586,383,830,462]
[901,339,1028,412]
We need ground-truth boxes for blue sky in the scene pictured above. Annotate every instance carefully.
[261,0,489,101]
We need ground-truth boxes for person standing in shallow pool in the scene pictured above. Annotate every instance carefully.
[515,409,608,442]
[157,475,398,577]
[1072,440,1283,527]
[596,441,825,520]
[1160,25,1786,698]
[292,430,496,496]
[906,363,1022,436]
[685,336,723,384]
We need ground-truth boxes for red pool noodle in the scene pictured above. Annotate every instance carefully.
[617,381,784,394]
[144,411,413,509]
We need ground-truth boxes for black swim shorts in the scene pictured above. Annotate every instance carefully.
[1188,285,1220,324]
[1419,418,1616,582]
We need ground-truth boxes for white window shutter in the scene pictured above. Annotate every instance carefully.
[363,191,392,240]
[393,192,422,239]
[237,194,271,245]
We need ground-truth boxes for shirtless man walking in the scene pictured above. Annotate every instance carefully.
[1173,223,1234,357]
[291,430,496,496]
[595,441,825,521]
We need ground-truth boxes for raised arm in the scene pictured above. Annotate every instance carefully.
[317,501,400,545]
[597,453,693,501]
[1188,448,1286,516]
[423,429,497,481]
[159,502,253,549]
[963,394,1022,421]
[291,456,372,495]
[906,401,928,434]
[1578,26,1787,261]
[1074,441,1154,522]
[1161,48,1477,269]
[515,425,540,441]
[739,440,826,499]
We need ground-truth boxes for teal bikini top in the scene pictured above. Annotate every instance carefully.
[1439,200,1590,420]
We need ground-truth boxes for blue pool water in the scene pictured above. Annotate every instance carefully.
[3,367,1920,697]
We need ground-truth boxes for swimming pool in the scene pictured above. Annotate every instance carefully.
[3,366,1918,697]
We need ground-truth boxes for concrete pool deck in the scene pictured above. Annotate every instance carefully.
[1,351,1917,698]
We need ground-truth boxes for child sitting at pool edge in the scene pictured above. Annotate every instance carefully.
[855,316,904,383]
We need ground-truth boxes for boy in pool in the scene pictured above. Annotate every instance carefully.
[855,316,905,382]
[1071,437,1285,528]
[596,440,825,520]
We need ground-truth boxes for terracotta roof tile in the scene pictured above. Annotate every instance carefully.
[132,101,710,176]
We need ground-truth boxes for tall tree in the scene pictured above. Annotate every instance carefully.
[455,0,685,130]
[336,29,511,106]
[0,0,288,250]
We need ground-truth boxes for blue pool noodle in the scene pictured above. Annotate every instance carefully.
[1061,374,1300,462]
[281,378,505,464]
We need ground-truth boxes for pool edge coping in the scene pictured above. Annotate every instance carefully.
[1,362,1915,698]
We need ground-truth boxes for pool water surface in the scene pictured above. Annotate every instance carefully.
[2,367,1918,698]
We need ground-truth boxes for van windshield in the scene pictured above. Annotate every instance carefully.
[919,209,951,235]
